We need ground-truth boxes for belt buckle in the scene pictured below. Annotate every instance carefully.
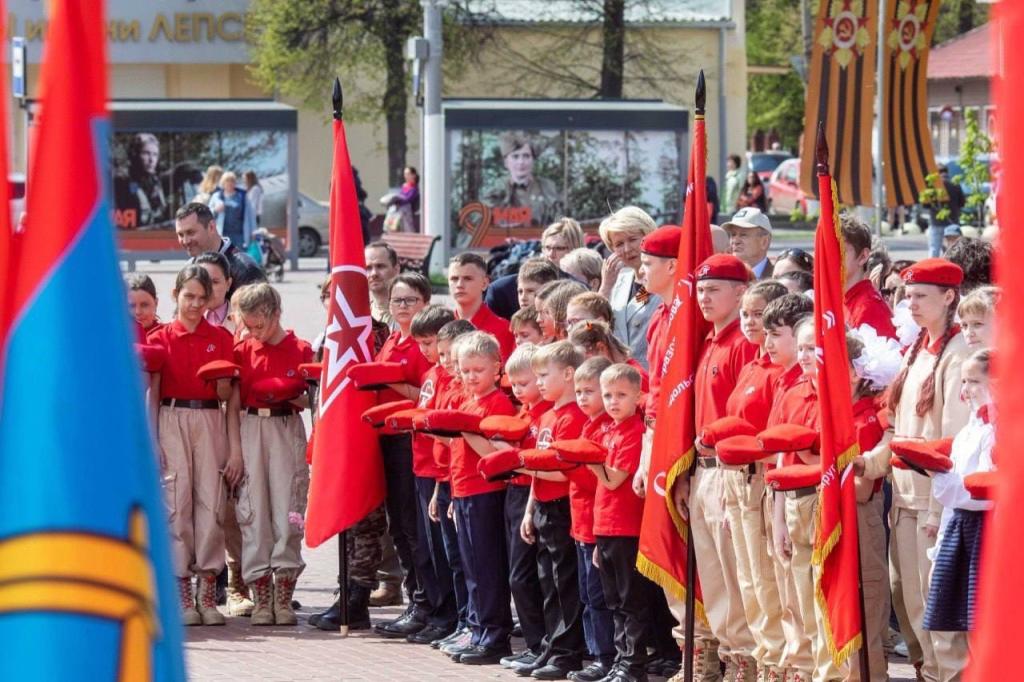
[257,407,272,417]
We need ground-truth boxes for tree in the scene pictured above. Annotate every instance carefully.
[745,0,805,150]
[933,0,989,45]
[599,0,625,98]
[956,108,992,228]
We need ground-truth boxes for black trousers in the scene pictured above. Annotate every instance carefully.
[414,476,458,628]
[454,490,513,648]
[644,577,679,659]
[596,535,650,675]
[435,481,468,627]
[534,497,585,668]
[505,484,546,652]
[379,433,427,611]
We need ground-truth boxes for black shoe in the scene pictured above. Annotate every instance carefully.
[597,666,647,682]
[502,650,540,669]
[568,662,611,682]
[374,606,426,638]
[515,656,551,676]
[445,638,478,662]
[406,624,454,644]
[311,589,372,631]
[532,663,577,680]
[656,657,680,678]
[433,626,465,650]
[459,644,514,666]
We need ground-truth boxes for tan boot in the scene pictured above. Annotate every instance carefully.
[733,656,756,682]
[249,574,274,625]
[178,577,201,626]
[369,581,403,607]
[273,571,298,626]
[226,562,255,617]
[693,639,724,682]
[196,573,226,625]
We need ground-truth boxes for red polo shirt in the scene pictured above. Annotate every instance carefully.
[449,388,517,498]
[149,318,235,400]
[768,377,819,466]
[460,303,516,361]
[565,412,614,544]
[645,301,670,419]
[412,365,449,479]
[509,400,554,487]
[694,317,759,432]
[725,353,783,431]
[593,411,646,537]
[626,358,650,393]
[375,330,434,403]
[234,331,314,409]
[853,396,885,493]
[532,401,588,502]
[844,279,897,339]
[431,373,466,477]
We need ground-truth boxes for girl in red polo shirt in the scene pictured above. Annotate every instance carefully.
[148,264,241,627]
[126,272,163,333]
[568,320,650,393]
[232,283,313,626]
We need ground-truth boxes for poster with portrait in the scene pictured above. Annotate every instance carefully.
[450,127,684,248]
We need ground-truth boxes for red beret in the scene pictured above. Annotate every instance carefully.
[298,362,323,382]
[700,416,759,447]
[552,439,607,465]
[929,437,955,457]
[361,400,416,428]
[765,464,821,492]
[385,407,428,432]
[900,258,964,288]
[348,362,411,391]
[641,225,682,259]
[417,409,483,437]
[479,415,531,442]
[695,254,751,283]
[197,359,241,382]
[890,440,952,474]
[135,343,168,373]
[964,471,997,501]
[716,435,768,466]
[758,424,819,453]
[250,376,307,404]
[520,448,575,472]
[477,449,525,482]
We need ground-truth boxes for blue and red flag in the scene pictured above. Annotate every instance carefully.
[0,1,185,679]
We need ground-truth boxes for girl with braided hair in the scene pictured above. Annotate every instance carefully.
[881,258,972,682]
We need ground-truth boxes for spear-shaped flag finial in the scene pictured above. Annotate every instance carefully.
[815,121,829,176]
[332,78,343,121]
[695,69,706,116]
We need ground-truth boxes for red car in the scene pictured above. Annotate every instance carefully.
[747,151,793,184]
[766,158,809,215]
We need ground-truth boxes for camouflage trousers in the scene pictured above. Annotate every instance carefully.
[346,503,387,588]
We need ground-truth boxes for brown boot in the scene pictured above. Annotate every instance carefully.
[733,656,756,682]
[196,573,226,625]
[369,581,403,607]
[693,639,724,682]
[273,571,298,625]
[250,574,274,625]
[226,562,255,617]
[179,577,201,626]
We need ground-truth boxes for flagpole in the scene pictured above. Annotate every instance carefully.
[682,70,707,682]
[332,77,351,638]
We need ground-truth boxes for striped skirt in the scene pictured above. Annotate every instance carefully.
[924,509,984,632]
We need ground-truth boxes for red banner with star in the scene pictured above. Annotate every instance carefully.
[305,114,386,547]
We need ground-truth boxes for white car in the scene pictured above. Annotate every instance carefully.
[261,174,330,257]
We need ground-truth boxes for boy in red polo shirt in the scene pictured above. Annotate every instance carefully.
[232,283,313,626]
[447,331,517,664]
[684,253,759,679]
[841,214,897,339]
[448,252,516,360]
[588,362,648,682]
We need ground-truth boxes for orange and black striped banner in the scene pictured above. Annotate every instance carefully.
[800,0,878,206]
[882,0,941,207]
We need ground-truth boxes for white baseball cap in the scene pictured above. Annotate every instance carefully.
[721,207,773,234]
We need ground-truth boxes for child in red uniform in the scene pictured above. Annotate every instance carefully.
[568,356,616,682]
[148,264,240,627]
[448,253,515,360]
[511,306,546,346]
[588,363,648,682]
[841,214,897,339]
[231,283,313,626]
[373,272,437,638]
[568,321,649,393]
[126,272,163,333]
[447,331,517,664]
[685,254,759,678]
[517,341,589,677]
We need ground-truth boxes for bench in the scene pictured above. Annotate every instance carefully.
[380,232,439,278]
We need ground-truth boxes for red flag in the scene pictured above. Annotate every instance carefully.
[967,5,1017,677]
[304,83,385,547]
[637,74,713,612]
[811,129,863,666]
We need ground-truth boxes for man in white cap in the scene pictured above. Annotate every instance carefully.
[721,207,774,279]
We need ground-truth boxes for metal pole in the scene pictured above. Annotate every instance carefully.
[873,0,887,237]
[857,541,871,682]
[683,523,697,682]
[421,0,447,269]
[338,530,350,637]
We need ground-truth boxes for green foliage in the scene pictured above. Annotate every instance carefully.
[956,108,992,227]
[933,0,989,45]
[919,172,951,222]
[745,0,806,149]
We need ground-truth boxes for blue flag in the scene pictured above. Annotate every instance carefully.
[0,1,185,679]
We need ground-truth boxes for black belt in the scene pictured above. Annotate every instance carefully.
[161,398,220,410]
[245,407,299,417]
[696,456,718,468]
[784,486,818,499]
